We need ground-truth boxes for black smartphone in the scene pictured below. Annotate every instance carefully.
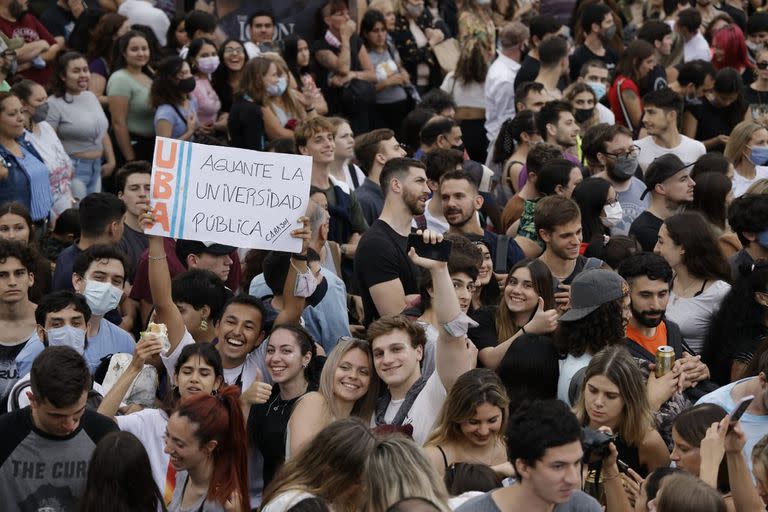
[407,234,452,262]
[617,459,630,474]
[729,395,754,428]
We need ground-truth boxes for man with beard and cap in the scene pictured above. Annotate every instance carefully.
[0,0,61,86]
[441,170,525,273]
[629,154,695,252]
[618,252,712,397]
[355,157,432,326]
[593,125,649,235]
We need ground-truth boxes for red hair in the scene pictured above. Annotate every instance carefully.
[176,385,249,506]
[712,25,751,71]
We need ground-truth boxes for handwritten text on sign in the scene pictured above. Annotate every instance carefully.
[146,137,312,252]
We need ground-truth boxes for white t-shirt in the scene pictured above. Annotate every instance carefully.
[261,490,316,512]
[634,135,706,173]
[597,103,615,124]
[665,280,730,354]
[683,32,711,62]
[558,353,593,405]
[733,166,768,198]
[441,72,486,109]
[116,408,170,494]
[117,0,169,46]
[380,371,447,446]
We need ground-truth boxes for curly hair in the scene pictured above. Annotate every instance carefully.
[554,298,626,357]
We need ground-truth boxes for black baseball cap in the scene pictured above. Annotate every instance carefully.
[641,154,694,200]
[175,240,235,264]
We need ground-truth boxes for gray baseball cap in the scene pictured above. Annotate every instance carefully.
[559,269,628,322]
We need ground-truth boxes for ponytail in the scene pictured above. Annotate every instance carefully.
[176,385,249,506]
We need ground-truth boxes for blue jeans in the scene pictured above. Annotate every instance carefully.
[71,157,101,197]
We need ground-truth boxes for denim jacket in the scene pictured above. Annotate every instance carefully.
[0,135,44,208]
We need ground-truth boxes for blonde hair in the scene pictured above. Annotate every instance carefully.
[655,473,726,512]
[318,337,379,421]
[368,0,394,14]
[425,368,509,448]
[260,51,305,119]
[574,345,655,446]
[393,0,409,18]
[365,435,452,512]
[724,120,766,167]
[262,417,377,512]
[746,178,768,195]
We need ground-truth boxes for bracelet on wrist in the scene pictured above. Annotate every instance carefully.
[148,254,166,261]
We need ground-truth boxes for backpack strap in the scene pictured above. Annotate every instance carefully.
[348,163,360,189]
[495,234,509,273]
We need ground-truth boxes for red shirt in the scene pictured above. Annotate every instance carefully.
[129,237,242,303]
[608,74,640,130]
[0,13,55,86]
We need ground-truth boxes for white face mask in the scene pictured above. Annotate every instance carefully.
[601,202,624,228]
[83,280,123,317]
[46,325,86,355]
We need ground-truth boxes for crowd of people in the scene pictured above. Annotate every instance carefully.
[4,0,768,510]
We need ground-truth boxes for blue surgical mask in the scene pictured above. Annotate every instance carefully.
[751,146,768,166]
[83,280,123,317]
[586,81,606,100]
[266,76,288,97]
[46,325,86,355]
[757,230,768,249]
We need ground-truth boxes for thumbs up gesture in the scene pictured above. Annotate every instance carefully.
[241,369,273,406]
[523,296,559,335]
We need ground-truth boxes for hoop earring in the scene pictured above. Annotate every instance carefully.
[200,318,208,331]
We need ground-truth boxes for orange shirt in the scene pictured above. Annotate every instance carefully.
[626,321,668,355]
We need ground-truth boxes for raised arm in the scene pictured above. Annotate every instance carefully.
[725,420,765,512]
[410,230,475,392]
[139,209,187,352]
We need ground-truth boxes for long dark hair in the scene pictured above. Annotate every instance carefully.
[673,404,730,492]
[663,212,731,282]
[86,13,128,65]
[79,431,167,512]
[112,30,154,76]
[689,172,731,231]
[492,110,537,164]
[212,38,246,112]
[702,267,768,385]
[150,55,187,108]
[270,323,320,388]
[554,298,627,357]
[282,35,311,89]
[50,51,88,99]
[615,39,654,83]
[496,258,556,341]
[572,177,611,243]
[186,37,217,75]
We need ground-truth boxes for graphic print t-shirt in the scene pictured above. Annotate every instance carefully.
[0,342,27,410]
[0,407,117,511]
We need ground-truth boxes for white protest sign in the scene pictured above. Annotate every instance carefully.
[145,137,312,252]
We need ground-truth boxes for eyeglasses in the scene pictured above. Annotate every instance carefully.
[224,47,245,55]
[453,281,478,293]
[758,61,768,70]
[604,145,640,159]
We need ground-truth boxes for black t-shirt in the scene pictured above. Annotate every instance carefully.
[355,219,419,326]
[629,211,663,252]
[693,98,745,151]
[569,45,618,82]
[514,54,569,92]
[40,5,75,39]
[0,342,26,411]
[467,306,498,352]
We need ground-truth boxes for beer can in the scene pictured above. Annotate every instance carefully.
[655,346,675,378]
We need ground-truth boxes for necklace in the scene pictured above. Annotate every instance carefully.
[266,393,294,417]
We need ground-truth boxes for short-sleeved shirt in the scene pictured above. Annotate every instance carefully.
[665,280,731,354]
[168,470,226,512]
[39,5,75,39]
[47,91,109,155]
[106,69,155,137]
[455,488,601,512]
[116,408,169,494]
[612,177,649,236]
[0,342,27,410]
[355,219,420,326]
[52,242,81,291]
[569,45,618,82]
[190,78,221,127]
[634,135,706,174]
[629,211,663,252]
[0,14,56,86]
[378,371,447,445]
[84,318,136,373]
[118,225,148,281]
[0,407,118,510]
[154,98,197,140]
[626,321,668,354]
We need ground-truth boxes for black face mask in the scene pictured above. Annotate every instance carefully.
[305,275,328,307]
[178,77,196,93]
[574,108,594,124]
[451,143,465,153]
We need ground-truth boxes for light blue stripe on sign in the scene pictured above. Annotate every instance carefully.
[170,140,185,238]
[178,140,193,239]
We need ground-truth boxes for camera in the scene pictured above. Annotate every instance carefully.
[581,427,616,463]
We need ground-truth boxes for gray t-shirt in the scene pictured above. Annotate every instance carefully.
[612,177,649,236]
[47,91,109,154]
[0,407,118,511]
[168,470,226,512]
[455,489,602,512]
[367,45,408,104]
